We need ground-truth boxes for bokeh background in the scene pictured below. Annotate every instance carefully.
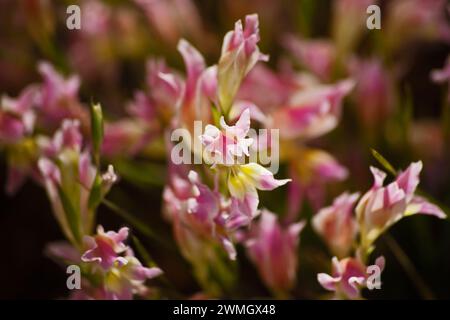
[1,0,449,299]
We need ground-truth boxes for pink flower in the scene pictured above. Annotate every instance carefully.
[103,250,163,300]
[134,0,209,48]
[163,170,258,260]
[0,85,37,144]
[270,79,354,139]
[313,192,359,257]
[80,0,112,36]
[287,149,348,218]
[39,119,83,156]
[176,39,217,129]
[238,64,297,113]
[200,108,254,166]
[318,256,385,299]
[284,36,336,81]
[356,161,446,249]
[128,59,183,124]
[79,225,162,300]
[37,62,87,127]
[348,58,394,129]
[0,86,39,194]
[38,120,116,244]
[82,226,129,269]
[246,210,305,294]
[101,119,148,157]
[218,14,268,112]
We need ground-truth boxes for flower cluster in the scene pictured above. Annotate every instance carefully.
[1,0,449,300]
[315,161,445,299]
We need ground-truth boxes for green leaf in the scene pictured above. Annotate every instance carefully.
[57,185,82,245]
[90,102,104,165]
[371,148,397,176]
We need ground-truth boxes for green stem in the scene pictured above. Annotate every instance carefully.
[383,233,435,299]
[102,198,174,251]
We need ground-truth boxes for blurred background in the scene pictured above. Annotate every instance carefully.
[0,0,449,299]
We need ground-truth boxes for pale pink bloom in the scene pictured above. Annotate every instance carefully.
[178,39,206,104]
[82,226,129,269]
[38,151,98,243]
[127,90,156,124]
[270,79,354,139]
[0,86,39,194]
[80,0,112,36]
[79,226,162,300]
[176,40,217,129]
[348,58,394,129]
[356,162,446,248]
[238,64,297,113]
[130,59,183,123]
[102,250,163,300]
[431,56,450,102]
[37,62,87,127]
[147,59,184,101]
[200,108,254,166]
[38,120,117,244]
[228,101,267,126]
[134,0,209,48]
[287,149,348,218]
[313,192,359,257]
[0,85,38,144]
[163,170,258,260]
[49,119,83,154]
[246,210,305,293]
[284,36,336,81]
[101,119,149,157]
[318,256,385,299]
[218,14,268,112]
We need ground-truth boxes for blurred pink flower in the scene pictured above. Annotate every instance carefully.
[81,0,112,36]
[134,0,211,49]
[318,256,385,299]
[0,86,38,144]
[37,62,87,128]
[163,169,259,260]
[38,119,116,244]
[101,119,149,157]
[313,192,359,257]
[348,57,394,129]
[356,161,446,249]
[246,210,305,294]
[270,79,354,139]
[287,149,348,217]
[80,226,163,300]
[284,36,336,81]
